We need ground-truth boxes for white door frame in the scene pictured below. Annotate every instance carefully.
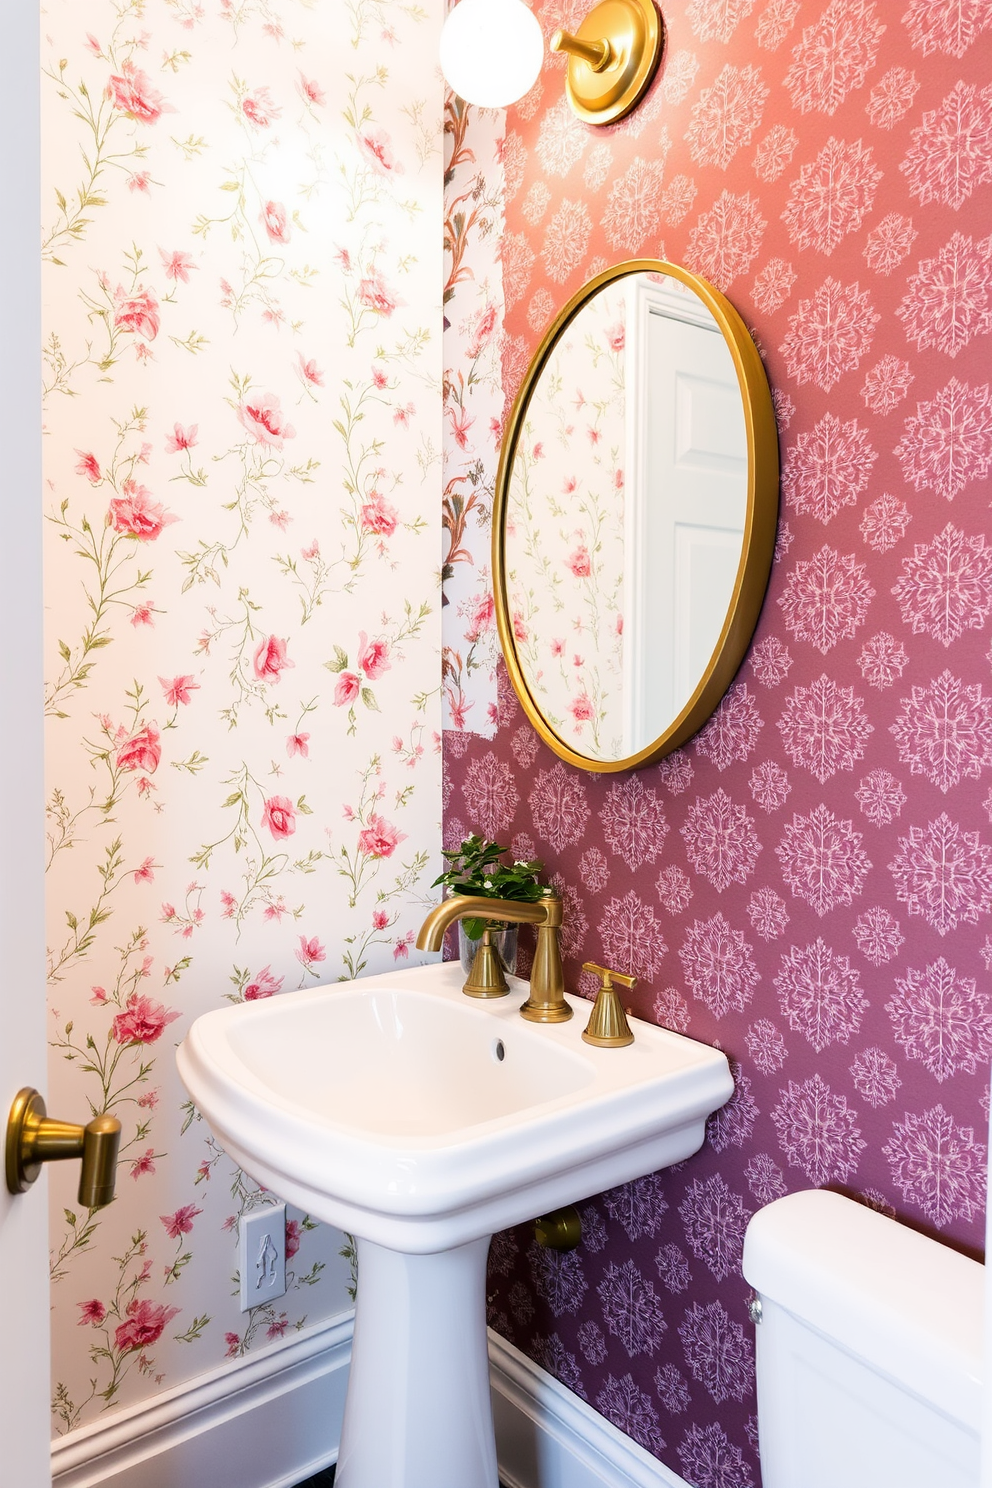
[0,3,52,1483]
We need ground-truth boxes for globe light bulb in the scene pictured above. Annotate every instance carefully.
[440,0,544,108]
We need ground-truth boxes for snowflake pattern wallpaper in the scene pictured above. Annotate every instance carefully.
[442,1,992,1484]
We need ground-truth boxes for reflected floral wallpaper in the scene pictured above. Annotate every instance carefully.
[43,0,442,1433]
[505,279,627,759]
[444,3,992,1485]
[441,95,506,733]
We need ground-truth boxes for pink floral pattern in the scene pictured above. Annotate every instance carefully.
[45,0,443,1436]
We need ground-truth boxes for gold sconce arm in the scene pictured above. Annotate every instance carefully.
[551,28,613,71]
[6,1087,122,1209]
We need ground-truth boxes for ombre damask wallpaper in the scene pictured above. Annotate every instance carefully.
[444,2,992,1484]
[43,0,443,1432]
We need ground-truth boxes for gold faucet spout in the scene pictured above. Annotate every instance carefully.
[415,894,560,952]
[416,892,571,1023]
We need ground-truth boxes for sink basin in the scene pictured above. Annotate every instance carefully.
[177,961,733,1488]
[178,960,732,1252]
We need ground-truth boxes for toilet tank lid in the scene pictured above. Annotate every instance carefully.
[742,1190,983,1430]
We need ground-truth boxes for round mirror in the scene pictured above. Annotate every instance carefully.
[493,259,779,772]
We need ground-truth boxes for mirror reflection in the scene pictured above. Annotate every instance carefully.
[497,262,777,770]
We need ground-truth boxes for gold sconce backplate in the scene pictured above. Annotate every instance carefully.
[552,0,663,126]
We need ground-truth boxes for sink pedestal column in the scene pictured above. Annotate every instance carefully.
[336,1234,498,1488]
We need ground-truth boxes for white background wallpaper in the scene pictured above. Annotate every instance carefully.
[43,0,444,1428]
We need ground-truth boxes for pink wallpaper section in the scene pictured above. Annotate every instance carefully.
[445,4,992,1484]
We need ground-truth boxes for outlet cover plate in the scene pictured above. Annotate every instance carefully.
[239,1203,287,1312]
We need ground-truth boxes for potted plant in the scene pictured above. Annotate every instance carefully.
[433,833,545,975]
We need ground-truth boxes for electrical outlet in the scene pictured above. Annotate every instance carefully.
[239,1203,287,1312]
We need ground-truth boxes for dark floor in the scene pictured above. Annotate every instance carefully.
[294,1470,508,1486]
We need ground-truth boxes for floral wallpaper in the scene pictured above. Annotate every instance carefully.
[505,279,627,759]
[441,95,506,733]
[444,3,992,1485]
[43,0,443,1434]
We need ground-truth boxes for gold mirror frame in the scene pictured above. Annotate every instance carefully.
[493,259,780,774]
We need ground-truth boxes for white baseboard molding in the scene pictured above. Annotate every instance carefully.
[49,1310,688,1488]
[490,1331,690,1488]
[51,1310,353,1488]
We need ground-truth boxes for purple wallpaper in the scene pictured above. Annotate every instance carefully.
[444,4,992,1484]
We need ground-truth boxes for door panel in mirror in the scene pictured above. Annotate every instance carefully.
[494,260,779,773]
[641,293,747,735]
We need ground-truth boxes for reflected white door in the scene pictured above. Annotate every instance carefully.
[623,284,747,747]
[0,7,53,1484]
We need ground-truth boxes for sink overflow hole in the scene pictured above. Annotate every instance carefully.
[493,1039,505,1062]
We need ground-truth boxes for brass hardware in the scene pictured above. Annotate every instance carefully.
[520,891,570,1023]
[416,891,572,1022]
[534,1204,583,1251]
[492,258,780,774]
[6,1087,122,1209]
[551,0,662,126]
[581,962,636,1047]
[463,927,511,999]
[552,29,612,71]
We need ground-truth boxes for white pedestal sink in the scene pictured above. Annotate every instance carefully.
[177,962,733,1488]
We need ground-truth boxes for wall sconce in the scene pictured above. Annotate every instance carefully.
[552,0,662,125]
[439,0,544,108]
[440,0,663,123]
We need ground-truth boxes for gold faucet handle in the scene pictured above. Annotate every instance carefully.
[581,963,636,1047]
[582,961,636,992]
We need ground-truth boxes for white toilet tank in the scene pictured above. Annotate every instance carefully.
[742,1190,983,1488]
